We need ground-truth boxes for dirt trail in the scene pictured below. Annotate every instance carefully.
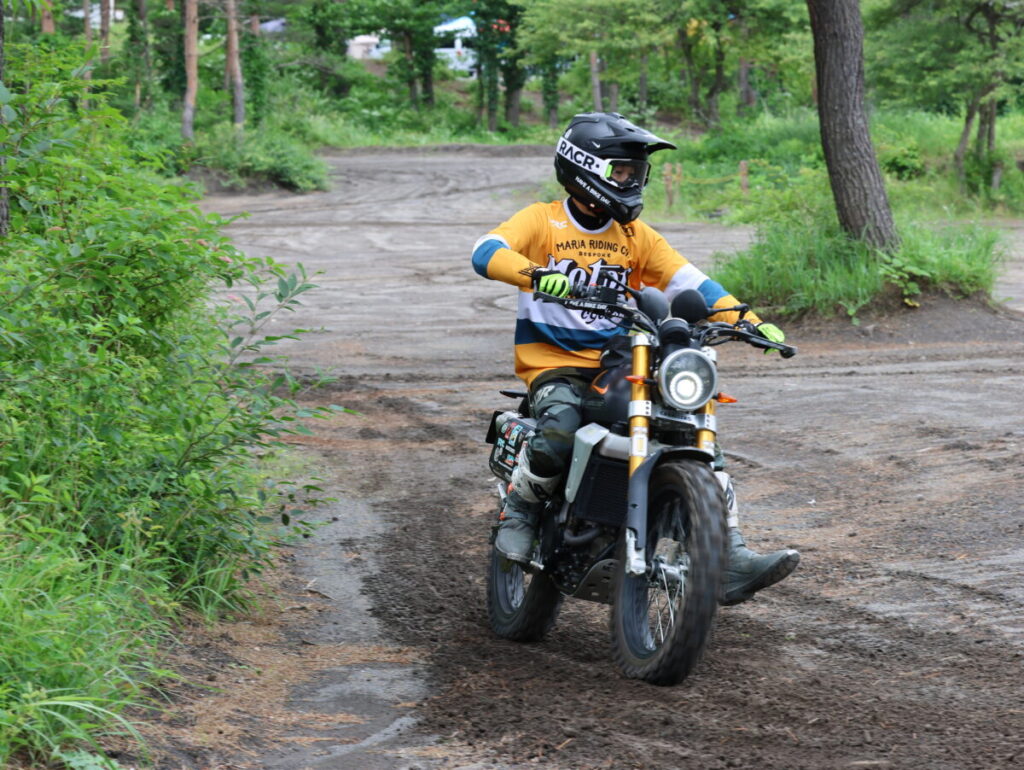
[188,147,1024,770]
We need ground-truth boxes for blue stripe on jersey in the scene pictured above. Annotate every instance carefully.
[472,238,505,278]
[514,318,623,351]
[697,277,729,307]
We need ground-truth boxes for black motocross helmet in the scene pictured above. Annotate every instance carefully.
[554,112,677,225]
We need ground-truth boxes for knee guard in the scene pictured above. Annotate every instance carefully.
[511,448,561,504]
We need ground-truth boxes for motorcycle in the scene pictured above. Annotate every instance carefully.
[484,282,796,685]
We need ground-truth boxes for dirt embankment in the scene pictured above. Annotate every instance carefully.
[141,147,1024,770]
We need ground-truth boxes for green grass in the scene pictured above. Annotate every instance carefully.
[627,107,1016,319]
[0,539,168,766]
[641,107,1024,224]
[711,214,1005,320]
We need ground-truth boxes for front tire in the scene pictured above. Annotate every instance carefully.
[486,547,563,642]
[610,460,727,685]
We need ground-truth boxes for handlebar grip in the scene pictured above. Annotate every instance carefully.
[748,333,797,358]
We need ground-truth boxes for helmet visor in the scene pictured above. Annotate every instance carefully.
[602,158,650,190]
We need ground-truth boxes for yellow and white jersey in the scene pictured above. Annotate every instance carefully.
[472,199,759,386]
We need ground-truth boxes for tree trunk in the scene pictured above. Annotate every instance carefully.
[985,99,996,153]
[806,0,899,251]
[182,0,198,140]
[1,5,8,237]
[136,0,151,107]
[541,60,559,129]
[974,100,992,159]
[704,23,726,126]
[954,99,979,193]
[679,31,702,120]
[504,85,522,127]
[484,50,499,130]
[418,54,435,109]
[607,82,619,113]
[738,57,757,115]
[41,1,56,34]
[224,0,245,128]
[101,0,112,62]
[588,50,602,111]
[501,55,526,127]
[400,32,419,109]
[474,61,484,124]
[638,52,649,113]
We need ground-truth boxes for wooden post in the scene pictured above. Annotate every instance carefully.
[739,160,749,196]
[665,164,675,211]
[664,163,683,210]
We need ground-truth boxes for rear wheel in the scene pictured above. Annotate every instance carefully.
[610,460,727,685]
[486,547,563,642]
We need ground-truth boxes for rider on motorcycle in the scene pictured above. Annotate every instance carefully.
[471,112,799,605]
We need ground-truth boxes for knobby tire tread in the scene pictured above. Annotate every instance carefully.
[486,548,563,642]
[609,460,727,685]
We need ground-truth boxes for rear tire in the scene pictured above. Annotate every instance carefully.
[610,460,727,685]
[486,547,563,642]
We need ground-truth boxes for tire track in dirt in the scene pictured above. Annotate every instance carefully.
[193,147,1024,770]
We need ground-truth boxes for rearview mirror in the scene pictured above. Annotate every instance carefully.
[670,289,709,323]
[636,287,669,324]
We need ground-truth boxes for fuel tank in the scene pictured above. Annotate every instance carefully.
[581,365,632,429]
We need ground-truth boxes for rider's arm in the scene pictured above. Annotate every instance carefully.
[634,224,763,326]
[471,204,547,288]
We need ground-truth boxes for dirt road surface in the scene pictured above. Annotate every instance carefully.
[185,147,1024,770]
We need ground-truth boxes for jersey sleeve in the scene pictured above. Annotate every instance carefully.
[634,224,762,326]
[471,203,547,289]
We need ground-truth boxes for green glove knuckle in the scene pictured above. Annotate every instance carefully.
[759,323,784,343]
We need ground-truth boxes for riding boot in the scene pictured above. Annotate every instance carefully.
[715,471,800,606]
[722,528,801,606]
[495,450,560,564]
[495,490,542,564]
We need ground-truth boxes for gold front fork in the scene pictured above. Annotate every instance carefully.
[695,399,717,455]
[628,335,652,476]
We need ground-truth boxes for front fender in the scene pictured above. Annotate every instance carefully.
[624,446,714,574]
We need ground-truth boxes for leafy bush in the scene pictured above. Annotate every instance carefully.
[194,123,329,191]
[877,141,925,180]
[1,43,338,763]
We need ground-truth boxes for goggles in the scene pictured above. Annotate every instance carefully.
[556,138,651,190]
[602,158,650,190]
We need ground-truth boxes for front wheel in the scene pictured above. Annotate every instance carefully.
[610,460,727,685]
[486,547,563,642]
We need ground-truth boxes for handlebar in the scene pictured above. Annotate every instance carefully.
[533,287,797,358]
[703,322,798,358]
[533,287,660,335]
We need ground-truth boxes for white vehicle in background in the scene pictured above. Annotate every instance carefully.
[433,15,476,75]
[348,15,477,75]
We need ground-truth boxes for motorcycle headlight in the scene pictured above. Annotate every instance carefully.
[657,349,717,411]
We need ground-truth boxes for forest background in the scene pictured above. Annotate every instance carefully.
[1,0,1022,767]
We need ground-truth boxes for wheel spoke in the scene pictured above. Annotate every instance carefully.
[644,497,690,649]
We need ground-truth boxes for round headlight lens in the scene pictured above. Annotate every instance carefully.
[658,349,717,410]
